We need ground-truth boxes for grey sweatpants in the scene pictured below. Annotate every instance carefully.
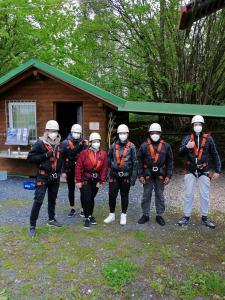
[141,178,165,215]
[184,173,211,217]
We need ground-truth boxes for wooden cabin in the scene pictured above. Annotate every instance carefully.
[0,59,128,175]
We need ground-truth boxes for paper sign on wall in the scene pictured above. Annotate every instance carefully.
[89,122,100,131]
[5,128,29,145]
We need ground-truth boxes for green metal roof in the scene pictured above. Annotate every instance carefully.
[119,101,225,118]
[0,58,225,118]
[0,58,126,108]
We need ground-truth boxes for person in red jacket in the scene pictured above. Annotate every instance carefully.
[75,132,108,228]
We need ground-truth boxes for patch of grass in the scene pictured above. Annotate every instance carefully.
[101,259,139,292]
[133,230,147,243]
[20,283,33,296]
[160,245,180,263]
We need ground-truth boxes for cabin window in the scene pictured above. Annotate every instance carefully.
[7,101,37,142]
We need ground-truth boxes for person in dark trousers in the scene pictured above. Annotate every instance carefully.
[178,115,221,229]
[104,124,138,225]
[61,124,87,217]
[75,132,108,228]
[28,120,63,237]
[137,123,173,226]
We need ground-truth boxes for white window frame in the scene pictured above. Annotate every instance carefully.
[8,101,37,141]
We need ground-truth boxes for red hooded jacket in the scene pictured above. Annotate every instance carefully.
[75,148,108,183]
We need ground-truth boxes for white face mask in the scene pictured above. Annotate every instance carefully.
[92,142,100,150]
[194,125,202,134]
[48,132,58,141]
[72,133,81,139]
[151,134,160,142]
[119,133,128,142]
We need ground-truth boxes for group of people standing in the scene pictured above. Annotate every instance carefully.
[27,115,221,237]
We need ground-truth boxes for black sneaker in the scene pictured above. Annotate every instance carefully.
[28,226,36,237]
[83,218,91,229]
[138,214,150,224]
[201,217,215,229]
[89,216,97,225]
[68,209,76,218]
[47,219,62,227]
[156,215,165,226]
[177,216,190,226]
[80,211,85,218]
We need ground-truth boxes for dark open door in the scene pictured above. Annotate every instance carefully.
[55,102,82,140]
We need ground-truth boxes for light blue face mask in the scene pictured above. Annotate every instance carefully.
[151,134,160,142]
[92,142,100,150]
[72,133,81,139]
[119,134,128,142]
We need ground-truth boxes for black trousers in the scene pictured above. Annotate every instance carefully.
[66,171,75,207]
[30,179,60,226]
[80,182,99,218]
[109,177,131,214]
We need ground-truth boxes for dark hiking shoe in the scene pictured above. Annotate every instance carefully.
[68,209,76,218]
[89,216,97,225]
[201,217,215,229]
[80,211,85,218]
[84,218,91,229]
[47,219,62,227]
[177,216,190,226]
[156,215,166,226]
[138,214,150,224]
[28,226,36,238]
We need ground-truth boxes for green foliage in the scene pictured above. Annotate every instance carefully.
[101,259,139,292]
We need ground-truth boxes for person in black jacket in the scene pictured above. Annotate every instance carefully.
[137,123,173,226]
[104,124,138,225]
[178,115,221,229]
[27,120,63,237]
[61,124,87,217]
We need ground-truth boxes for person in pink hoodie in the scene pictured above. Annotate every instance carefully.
[75,132,108,228]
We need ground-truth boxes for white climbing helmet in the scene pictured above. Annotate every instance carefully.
[45,120,59,130]
[191,115,205,124]
[89,132,101,142]
[117,124,129,134]
[71,124,82,133]
[149,123,162,132]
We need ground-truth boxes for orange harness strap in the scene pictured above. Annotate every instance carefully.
[88,150,103,172]
[147,139,164,164]
[67,140,75,150]
[191,133,208,161]
[44,143,60,170]
[115,141,131,169]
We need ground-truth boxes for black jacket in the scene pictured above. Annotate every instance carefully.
[108,140,138,183]
[179,132,221,174]
[27,139,63,179]
[61,134,87,173]
[138,139,173,178]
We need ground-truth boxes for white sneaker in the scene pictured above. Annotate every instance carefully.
[104,213,115,224]
[120,213,127,225]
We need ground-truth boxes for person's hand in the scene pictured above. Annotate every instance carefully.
[186,140,195,149]
[211,173,219,180]
[96,182,103,189]
[76,182,82,189]
[61,173,67,179]
[164,177,170,185]
[139,176,146,185]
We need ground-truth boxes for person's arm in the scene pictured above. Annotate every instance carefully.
[27,141,52,164]
[137,144,144,178]
[179,135,191,157]
[165,144,174,179]
[130,145,138,186]
[100,151,108,183]
[209,136,221,174]
[75,151,84,183]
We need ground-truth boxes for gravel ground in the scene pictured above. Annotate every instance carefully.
[0,170,224,227]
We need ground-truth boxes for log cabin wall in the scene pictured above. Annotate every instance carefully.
[0,70,110,175]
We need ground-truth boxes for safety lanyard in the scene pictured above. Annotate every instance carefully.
[44,143,60,170]
[191,133,208,161]
[67,139,75,150]
[88,150,103,172]
[147,139,164,164]
[115,141,131,168]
